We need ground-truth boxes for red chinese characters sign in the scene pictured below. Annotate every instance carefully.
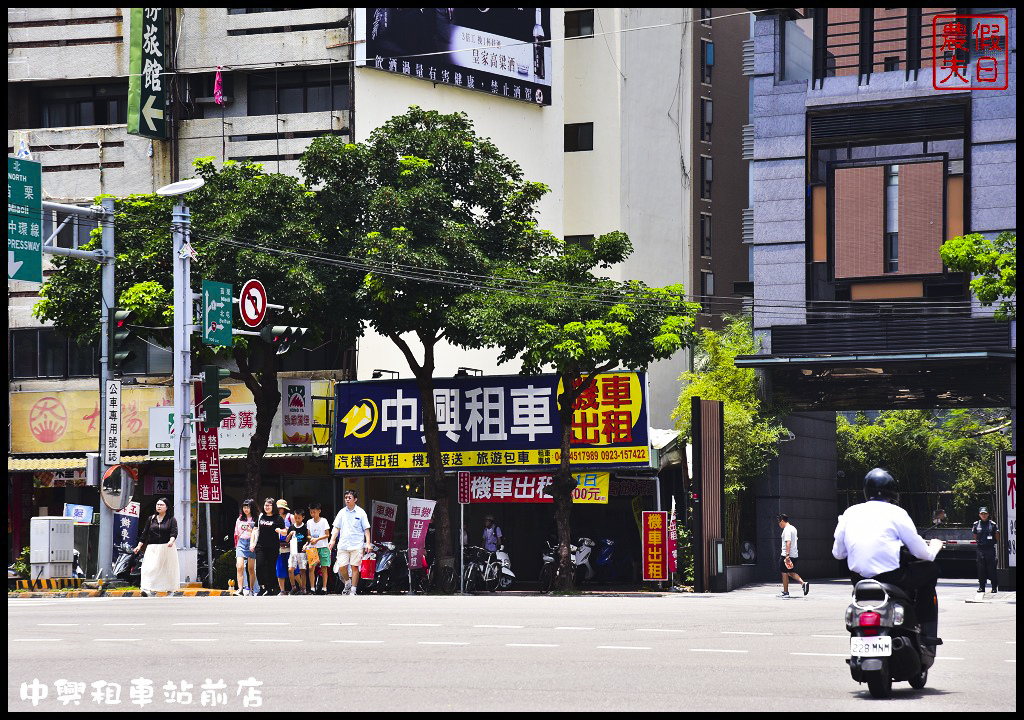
[196,425,222,504]
[466,472,609,504]
[933,14,1009,90]
[370,500,397,543]
[642,511,668,582]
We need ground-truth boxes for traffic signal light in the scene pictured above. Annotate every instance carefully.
[259,325,309,355]
[108,307,137,373]
[201,365,233,428]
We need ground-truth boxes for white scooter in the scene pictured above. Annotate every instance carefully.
[573,537,597,585]
[496,545,515,590]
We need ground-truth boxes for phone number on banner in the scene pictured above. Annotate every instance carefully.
[334,446,649,471]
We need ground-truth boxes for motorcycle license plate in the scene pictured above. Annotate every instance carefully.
[850,636,891,657]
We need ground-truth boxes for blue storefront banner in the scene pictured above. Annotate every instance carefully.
[334,372,651,474]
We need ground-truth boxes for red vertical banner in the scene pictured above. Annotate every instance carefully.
[370,500,397,543]
[458,471,471,504]
[407,498,436,571]
[642,511,668,582]
[667,503,679,574]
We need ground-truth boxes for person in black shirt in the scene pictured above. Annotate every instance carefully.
[972,507,1000,595]
[287,507,310,595]
[255,498,287,596]
[133,497,180,595]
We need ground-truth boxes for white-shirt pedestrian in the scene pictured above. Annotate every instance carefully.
[832,499,939,577]
[307,517,330,548]
[333,505,370,551]
[780,523,798,558]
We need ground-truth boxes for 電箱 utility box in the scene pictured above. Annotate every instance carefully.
[30,516,75,579]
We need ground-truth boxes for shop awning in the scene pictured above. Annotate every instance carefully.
[8,454,149,472]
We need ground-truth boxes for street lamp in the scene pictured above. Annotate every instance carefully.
[372,369,398,379]
[156,176,205,586]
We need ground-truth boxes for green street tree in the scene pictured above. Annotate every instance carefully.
[466,231,700,591]
[837,409,1010,524]
[301,107,551,568]
[34,159,359,500]
[939,230,1016,320]
[671,315,788,565]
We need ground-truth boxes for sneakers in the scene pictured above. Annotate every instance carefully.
[802,581,810,596]
[348,586,358,596]
[778,591,790,598]
[343,580,352,595]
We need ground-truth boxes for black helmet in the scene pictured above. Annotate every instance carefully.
[864,468,899,503]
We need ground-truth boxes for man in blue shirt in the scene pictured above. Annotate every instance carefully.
[329,490,371,595]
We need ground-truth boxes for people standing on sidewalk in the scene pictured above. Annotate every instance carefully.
[233,498,257,595]
[329,490,371,596]
[255,498,287,596]
[971,507,1000,595]
[482,515,503,552]
[134,498,180,596]
[777,514,809,598]
[287,507,310,595]
[276,499,293,595]
[307,502,331,594]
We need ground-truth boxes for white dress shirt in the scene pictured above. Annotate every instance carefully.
[832,499,939,577]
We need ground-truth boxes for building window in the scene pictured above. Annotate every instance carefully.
[564,122,594,152]
[700,213,712,257]
[700,271,715,303]
[247,66,348,116]
[884,164,899,272]
[10,330,99,380]
[39,83,128,128]
[700,8,713,27]
[700,98,713,142]
[883,56,901,72]
[701,40,714,84]
[565,9,594,39]
[565,234,595,250]
[700,156,713,199]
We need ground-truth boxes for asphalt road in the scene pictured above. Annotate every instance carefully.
[8,579,1015,712]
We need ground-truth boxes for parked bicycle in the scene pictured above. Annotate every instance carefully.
[462,545,500,593]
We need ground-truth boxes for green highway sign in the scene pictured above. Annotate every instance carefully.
[127,8,167,139]
[8,155,43,284]
[202,280,233,347]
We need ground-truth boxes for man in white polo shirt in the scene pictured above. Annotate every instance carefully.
[329,490,371,595]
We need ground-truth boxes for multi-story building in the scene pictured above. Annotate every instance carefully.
[8,8,750,575]
[738,8,1016,580]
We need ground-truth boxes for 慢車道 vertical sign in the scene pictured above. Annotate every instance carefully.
[642,510,668,582]
[8,156,43,283]
[202,280,233,347]
[196,425,223,503]
[103,380,122,465]
[128,8,167,139]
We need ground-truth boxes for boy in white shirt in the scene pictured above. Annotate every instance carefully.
[307,502,331,595]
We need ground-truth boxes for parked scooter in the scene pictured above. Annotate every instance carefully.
[111,542,142,585]
[358,542,409,594]
[845,578,942,698]
[594,537,633,583]
[539,538,588,592]
[495,545,515,590]
[573,537,597,585]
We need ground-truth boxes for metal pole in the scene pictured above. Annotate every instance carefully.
[172,202,197,584]
[97,197,116,578]
[460,502,465,594]
[205,503,214,588]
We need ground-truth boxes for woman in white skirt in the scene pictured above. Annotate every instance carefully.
[134,498,180,595]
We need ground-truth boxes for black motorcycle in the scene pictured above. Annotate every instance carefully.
[358,542,410,594]
[110,542,142,585]
[845,578,942,698]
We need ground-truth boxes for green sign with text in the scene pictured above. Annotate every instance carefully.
[202,280,233,346]
[127,7,167,139]
[7,156,43,284]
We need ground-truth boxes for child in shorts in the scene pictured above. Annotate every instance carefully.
[287,507,309,595]
[307,502,331,594]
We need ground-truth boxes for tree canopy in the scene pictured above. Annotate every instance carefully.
[940,230,1016,320]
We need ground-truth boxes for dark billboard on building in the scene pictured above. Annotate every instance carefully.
[333,372,651,474]
[357,8,553,106]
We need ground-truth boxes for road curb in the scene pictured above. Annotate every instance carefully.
[8,589,237,599]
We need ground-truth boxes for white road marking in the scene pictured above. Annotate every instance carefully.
[689,649,748,653]
[722,631,773,636]
[597,646,651,651]
[507,643,559,648]
[637,628,685,633]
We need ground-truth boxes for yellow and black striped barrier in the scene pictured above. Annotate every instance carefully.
[16,578,84,591]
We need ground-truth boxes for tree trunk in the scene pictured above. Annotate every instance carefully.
[552,374,578,592]
[236,344,281,502]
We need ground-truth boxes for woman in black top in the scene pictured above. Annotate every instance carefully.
[255,498,287,596]
[133,497,180,595]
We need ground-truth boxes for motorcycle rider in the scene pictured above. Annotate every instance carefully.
[832,468,944,645]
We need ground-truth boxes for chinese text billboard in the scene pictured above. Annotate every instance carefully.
[643,510,669,582]
[333,372,651,474]
[358,8,552,106]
